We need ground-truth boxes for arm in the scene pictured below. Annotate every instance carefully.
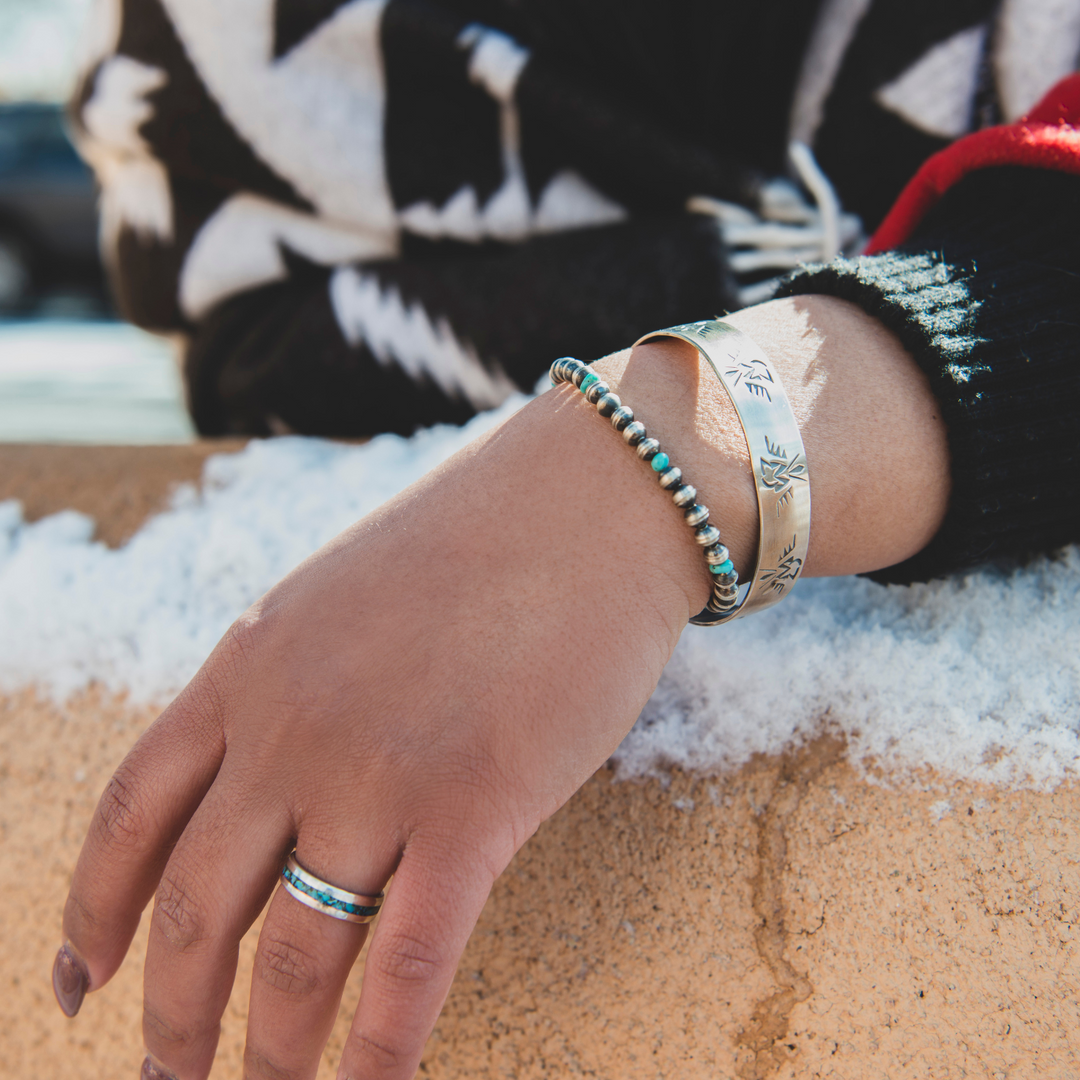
[780,165,1080,583]
[56,297,946,1080]
[785,74,1080,582]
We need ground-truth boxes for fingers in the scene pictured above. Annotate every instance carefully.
[242,866,377,1080]
[60,681,227,1002]
[140,770,290,1080]
[337,841,499,1080]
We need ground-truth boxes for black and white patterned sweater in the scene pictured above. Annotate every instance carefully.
[71,0,1080,583]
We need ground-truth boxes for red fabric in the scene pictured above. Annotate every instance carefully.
[866,73,1080,253]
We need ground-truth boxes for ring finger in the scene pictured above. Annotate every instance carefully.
[242,849,391,1080]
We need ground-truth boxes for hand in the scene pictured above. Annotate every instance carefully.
[53,365,708,1080]
[53,297,950,1079]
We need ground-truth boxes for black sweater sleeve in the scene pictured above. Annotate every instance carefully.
[776,165,1080,584]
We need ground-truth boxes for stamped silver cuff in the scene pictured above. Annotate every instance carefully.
[633,320,811,626]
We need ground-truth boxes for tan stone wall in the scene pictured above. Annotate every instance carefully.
[3,689,1077,1078]
[0,443,245,548]
[1,447,1077,1078]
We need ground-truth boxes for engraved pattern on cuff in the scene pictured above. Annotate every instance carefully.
[633,320,811,626]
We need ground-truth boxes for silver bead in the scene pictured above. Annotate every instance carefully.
[585,380,610,404]
[635,437,661,461]
[552,357,576,382]
[658,466,682,489]
[596,392,621,417]
[684,504,709,527]
[672,484,697,507]
[610,405,635,431]
[572,365,593,388]
[704,543,731,565]
[712,570,739,587]
[694,524,721,547]
[707,592,738,613]
[622,421,647,445]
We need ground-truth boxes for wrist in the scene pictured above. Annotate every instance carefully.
[508,293,950,645]
[529,368,715,625]
[595,296,950,585]
[589,342,760,587]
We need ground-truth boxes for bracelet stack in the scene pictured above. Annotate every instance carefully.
[549,357,741,617]
[551,319,810,627]
[634,320,810,626]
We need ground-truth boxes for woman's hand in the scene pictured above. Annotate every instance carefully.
[54,362,710,1080]
[53,296,950,1080]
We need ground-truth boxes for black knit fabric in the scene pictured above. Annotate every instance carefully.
[778,166,1080,584]
[186,216,736,437]
[69,0,1080,580]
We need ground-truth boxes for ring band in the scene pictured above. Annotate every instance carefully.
[633,320,811,625]
[281,852,384,924]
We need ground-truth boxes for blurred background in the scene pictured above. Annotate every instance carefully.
[0,0,194,443]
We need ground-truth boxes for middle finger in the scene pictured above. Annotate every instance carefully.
[141,775,291,1079]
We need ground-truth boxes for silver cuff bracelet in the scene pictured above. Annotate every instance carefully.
[633,319,811,626]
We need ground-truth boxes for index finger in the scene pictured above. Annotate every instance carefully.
[55,678,227,1014]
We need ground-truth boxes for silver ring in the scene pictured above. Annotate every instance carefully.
[634,319,811,626]
[281,851,384,924]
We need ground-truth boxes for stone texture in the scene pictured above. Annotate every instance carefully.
[0,442,245,548]
[3,696,1079,1078]
[0,446,1076,1078]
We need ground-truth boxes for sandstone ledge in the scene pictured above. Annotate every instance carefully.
[0,446,1076,1079]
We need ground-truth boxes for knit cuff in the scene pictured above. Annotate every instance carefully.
[776,166,1080,585]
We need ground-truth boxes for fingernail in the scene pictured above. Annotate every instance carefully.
[52,942,90,1017]
[141,1055,179,1080]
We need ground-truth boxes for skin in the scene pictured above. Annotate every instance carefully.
[56,296,950,1079]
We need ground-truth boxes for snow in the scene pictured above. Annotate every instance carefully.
[621,549,1080,789]
[1,393,1078,789]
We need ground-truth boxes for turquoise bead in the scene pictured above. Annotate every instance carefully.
[651,452,670,472]
[710,559,735,575]
[580,373,599,394]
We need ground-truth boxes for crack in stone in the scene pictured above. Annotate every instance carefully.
[735,733,846,1079]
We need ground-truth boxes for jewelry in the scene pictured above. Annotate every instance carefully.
[281,852,384,924]
[633,320,810,625]
[550,356,741,622]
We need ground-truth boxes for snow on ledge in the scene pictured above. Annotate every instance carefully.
[1,396,1078,790]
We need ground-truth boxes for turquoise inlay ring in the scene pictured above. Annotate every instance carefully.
[281,852,385,924]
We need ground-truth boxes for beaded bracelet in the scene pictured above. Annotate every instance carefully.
[549,356,741,619]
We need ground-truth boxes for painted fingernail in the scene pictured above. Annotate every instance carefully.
[141,1055,179,1080]
[52,942,90,1017]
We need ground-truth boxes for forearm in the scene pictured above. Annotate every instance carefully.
[564,294,951,618]
[779,167,1080,584]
